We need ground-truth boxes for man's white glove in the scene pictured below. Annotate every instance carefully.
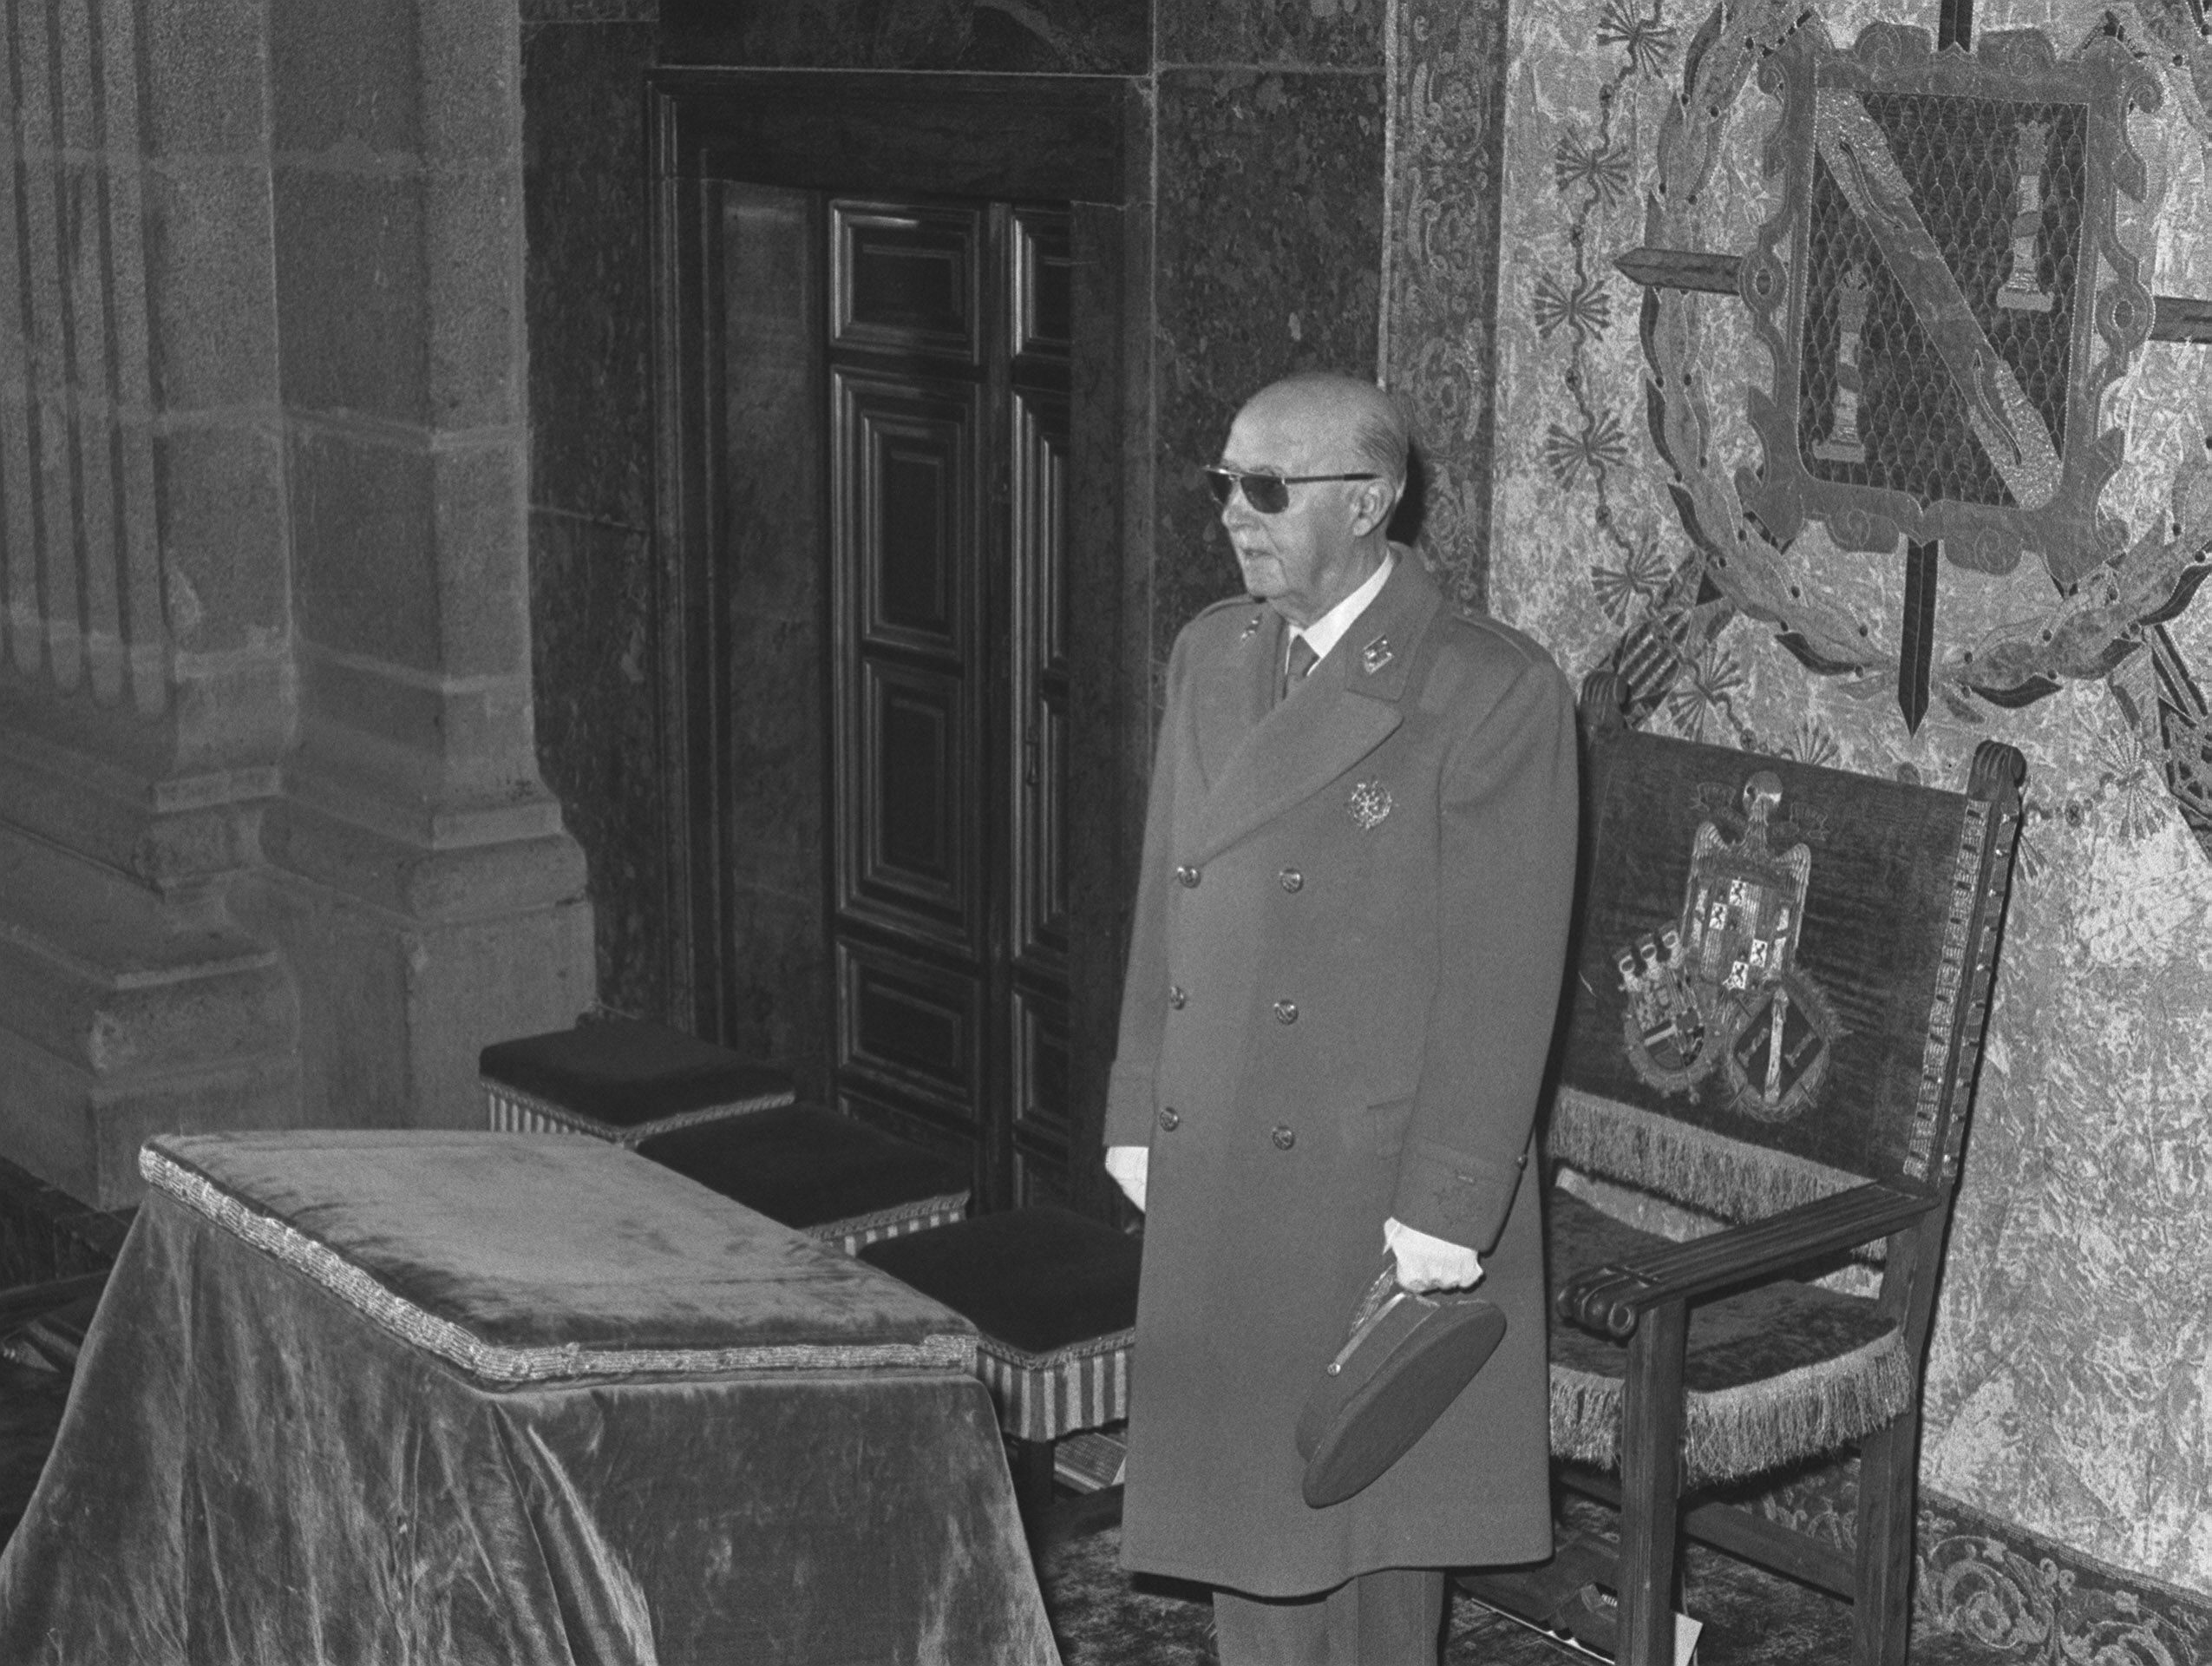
[1384,1217,1482,1292]
[1105,1145,1149,1212]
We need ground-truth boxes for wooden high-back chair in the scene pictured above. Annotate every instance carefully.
[1540,672,2025,1666]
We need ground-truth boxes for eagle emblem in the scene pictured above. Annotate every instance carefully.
[1617,771,1841,1121]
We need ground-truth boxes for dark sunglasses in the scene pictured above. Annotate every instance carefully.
[1203,466,1379,515]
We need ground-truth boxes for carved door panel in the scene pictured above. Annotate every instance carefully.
[828,198,1072,1210]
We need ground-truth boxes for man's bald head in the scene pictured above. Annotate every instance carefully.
[1236,372,1410,490]
[1215,372,1410,626]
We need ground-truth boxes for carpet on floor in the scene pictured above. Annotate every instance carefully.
[1034,1491,2012,1666]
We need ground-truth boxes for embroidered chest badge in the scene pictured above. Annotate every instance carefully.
[1347,780,1394,830]
[1614,771,1841,1123]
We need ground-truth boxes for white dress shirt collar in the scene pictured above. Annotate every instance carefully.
[1290,549,1397,671]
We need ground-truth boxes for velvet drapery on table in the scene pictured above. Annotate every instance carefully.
[0,1132,1058,1666]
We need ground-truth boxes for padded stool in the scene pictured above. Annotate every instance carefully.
[639,1105,971,1255]
[479,1018,795,1143]
[860,1205,1141,1517]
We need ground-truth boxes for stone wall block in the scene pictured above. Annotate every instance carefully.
[139,0,272,155]
[273,168,429,423]
[268,0,422,154]
[289,428,532,682]
[288,425,440,669]
[423,166,525,429]
[292,661,540,815]
[430,438,531,677]
[168,649,297,776]
[0,1024,301,1210]
[158,421,290,655]
[85,1050,302,1207]
[72,955,294,1083]
[421,0,524,166]
[265,796,583,921]
[399,902,595,1125]
[51,0,98,152]
[0,725,274,891]
[234,876,415,1127]
[243,861,592,1131]
[145,161,280,411]
[0,834,298,1091]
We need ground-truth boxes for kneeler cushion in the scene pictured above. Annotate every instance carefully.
[639,1105,971,1245]
[481,1018,795,1141]
[861,1207,1140,1356]
[862,1208,1142,1443]
[1547,1188,1913,1485]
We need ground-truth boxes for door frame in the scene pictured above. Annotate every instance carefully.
[646,68,1153,1217]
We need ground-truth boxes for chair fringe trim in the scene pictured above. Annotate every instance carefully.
[140,1145,975,1385]
[1549,1090,1861,1225]
[1548,1328,1915,1486]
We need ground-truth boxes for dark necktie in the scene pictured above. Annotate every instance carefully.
[1280,634,1319,704]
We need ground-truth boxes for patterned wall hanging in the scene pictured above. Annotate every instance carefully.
[1602,0,2212,846]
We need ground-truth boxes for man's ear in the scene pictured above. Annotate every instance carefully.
[1349,476,1399,538]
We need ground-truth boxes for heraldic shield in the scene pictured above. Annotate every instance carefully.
[1737,23,2161,586]
[1616,771,1842,1122]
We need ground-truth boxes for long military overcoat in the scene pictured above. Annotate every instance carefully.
[1104,553,1579,1597]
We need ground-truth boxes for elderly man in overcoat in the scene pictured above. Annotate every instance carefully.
[1103,372,1579,1664]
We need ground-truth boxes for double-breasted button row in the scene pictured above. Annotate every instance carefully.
[1175,864,1201,888]
[1273,1000,1298,1025]
[1155,1107,1296,1146]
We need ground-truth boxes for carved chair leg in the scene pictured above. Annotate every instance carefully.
[1617,1301,1690,1666]
[1853,1413,1920,1666]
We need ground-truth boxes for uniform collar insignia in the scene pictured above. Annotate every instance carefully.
[1360,634,1393,674]
[1240,612,1264,640]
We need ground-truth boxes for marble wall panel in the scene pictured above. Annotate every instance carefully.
[521,20,669,1022]
[712,180,829,1078]
[528,508,669,1022]
[1152,68,1388,676]
[522,21,656,530]
[1389,0,2212,1595]
[521,0,654,19]
[658,0,1147,73]
[1157,0,1383,71]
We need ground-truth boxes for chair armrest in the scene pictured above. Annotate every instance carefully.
[1557,1183,1934,1340]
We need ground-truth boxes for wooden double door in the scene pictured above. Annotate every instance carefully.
[825,197,1073,1211]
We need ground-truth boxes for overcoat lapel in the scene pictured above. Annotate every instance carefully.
[1183,554,1443,866]
[1191,605,1279,790]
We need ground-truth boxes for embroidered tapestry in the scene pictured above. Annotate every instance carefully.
[1385,0,2212,1600]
